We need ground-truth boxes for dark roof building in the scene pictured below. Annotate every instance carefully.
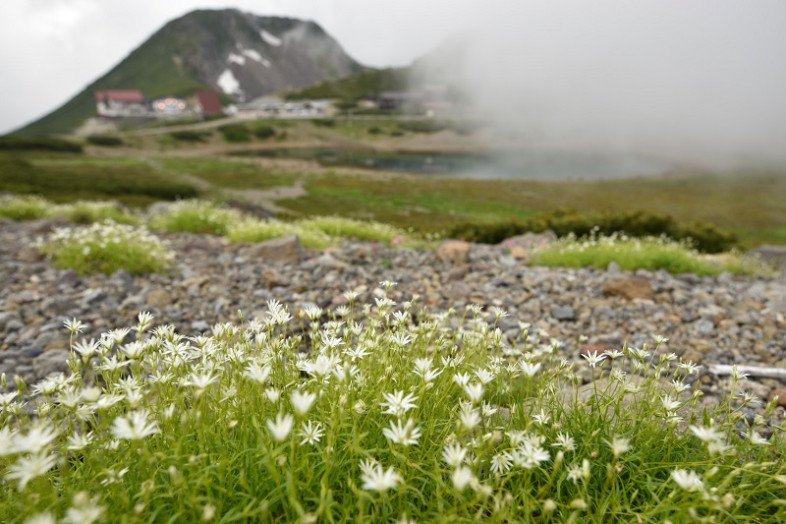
[193,91,224,116]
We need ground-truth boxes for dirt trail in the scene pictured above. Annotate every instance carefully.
[137,155,307,215]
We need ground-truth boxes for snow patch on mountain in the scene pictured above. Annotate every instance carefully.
[227,53,246,66]
[241,49,271,68]
[260,29,282,47]
[217,69,242,95]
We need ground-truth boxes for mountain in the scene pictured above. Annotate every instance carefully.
[17,9,367,135]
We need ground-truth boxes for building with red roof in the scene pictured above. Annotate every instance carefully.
[94,90,147,118]
[192,91,224,117]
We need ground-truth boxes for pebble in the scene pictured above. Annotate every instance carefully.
[0,219,784,416]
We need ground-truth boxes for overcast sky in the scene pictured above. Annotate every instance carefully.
[2,1,786,163]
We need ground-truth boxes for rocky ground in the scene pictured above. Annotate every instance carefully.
[2,218,785,423]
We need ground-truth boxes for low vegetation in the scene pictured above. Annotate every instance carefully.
[0,195,138,225]
[148,199,243,236]
[0,135,82,153]
[86,135,124,147]
[169,130,211,143]
[36,221,174,275]
[218,123,252,143]
[227,217,332,248]
[0,154,199,207]
[0,294,783,521]
[529,233,766,277]
[284,67,409,101]
[449,209,739,254]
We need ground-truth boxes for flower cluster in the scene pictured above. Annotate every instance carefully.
[0,289,782,522]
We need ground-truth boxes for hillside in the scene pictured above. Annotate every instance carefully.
[284,67,410,101]
[16,9,366,135]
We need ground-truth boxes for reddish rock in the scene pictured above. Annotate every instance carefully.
[602,278,654,301]
[768,389,786,407]
[437,240,471,265]
[580,344,615,357]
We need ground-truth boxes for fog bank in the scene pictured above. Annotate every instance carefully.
[416,1,786,166]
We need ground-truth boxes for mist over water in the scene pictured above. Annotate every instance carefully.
[413,1,786,169]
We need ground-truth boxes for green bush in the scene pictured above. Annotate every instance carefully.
[148,200,243,236]
[227,217,331,248]
[0,194,51,220]
[53,200,139,225]
[170,130,211,142]
[448,210,738,254]
[253,125,276,139]
[397,120,446,134]
[37,221,173,275]
[218,124,251,143]
[297,216,405,244]
[529,233,764,276]
[0,135,82,153]
[86,135,123,147]
[312,119,337,127]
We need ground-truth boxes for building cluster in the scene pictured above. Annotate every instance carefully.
[94,90,224,121]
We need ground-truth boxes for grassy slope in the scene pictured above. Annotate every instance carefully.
[284,68,410,101]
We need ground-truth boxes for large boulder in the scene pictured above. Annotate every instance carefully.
[244,234,304,264]
[602,277,654,301]
[437,240,471,265]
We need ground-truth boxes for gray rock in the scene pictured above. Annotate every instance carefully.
[242,234,305,264]
[32,350,71,379]
[694,319,715,336]
[552,306,576,321]
[191,320,210,332]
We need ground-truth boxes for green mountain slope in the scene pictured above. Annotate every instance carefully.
[16,9,366,136]
[284,68,410,101]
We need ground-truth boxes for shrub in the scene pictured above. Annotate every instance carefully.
[86,135,123,147]
[448,210,738,254]
[397,120,446,134]
[148,200,243,236]
[253,125,276,139]
[312,119,337,127]
[529,233,764,276]
[367,126,383,135]
[170,130,211,142]
[0,135,83,153]
[0,294,783,521]
[298,216,405,243]
[218,124,251,143]
[0,194,51,220]
[227,217,331,248]
[37,220,173,275]
[53,200,139,225]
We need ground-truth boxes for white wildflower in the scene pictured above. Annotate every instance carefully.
[111,410,159,441]
[382,418,421,446]
[6,452,58,490]
[671,469,704,492]
[606,436,632,458]
[267,413,295,442]
[490,451,513,474]
[442,442,468,467]
[290,390,317,416]
[462,382,484,403]
[298,421,324,446]
[380,390,419,417]
[451,466,476,490]
[360,463,402,492]
[64,492,105,524]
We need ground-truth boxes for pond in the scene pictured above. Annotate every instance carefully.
[233,148,673,180]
